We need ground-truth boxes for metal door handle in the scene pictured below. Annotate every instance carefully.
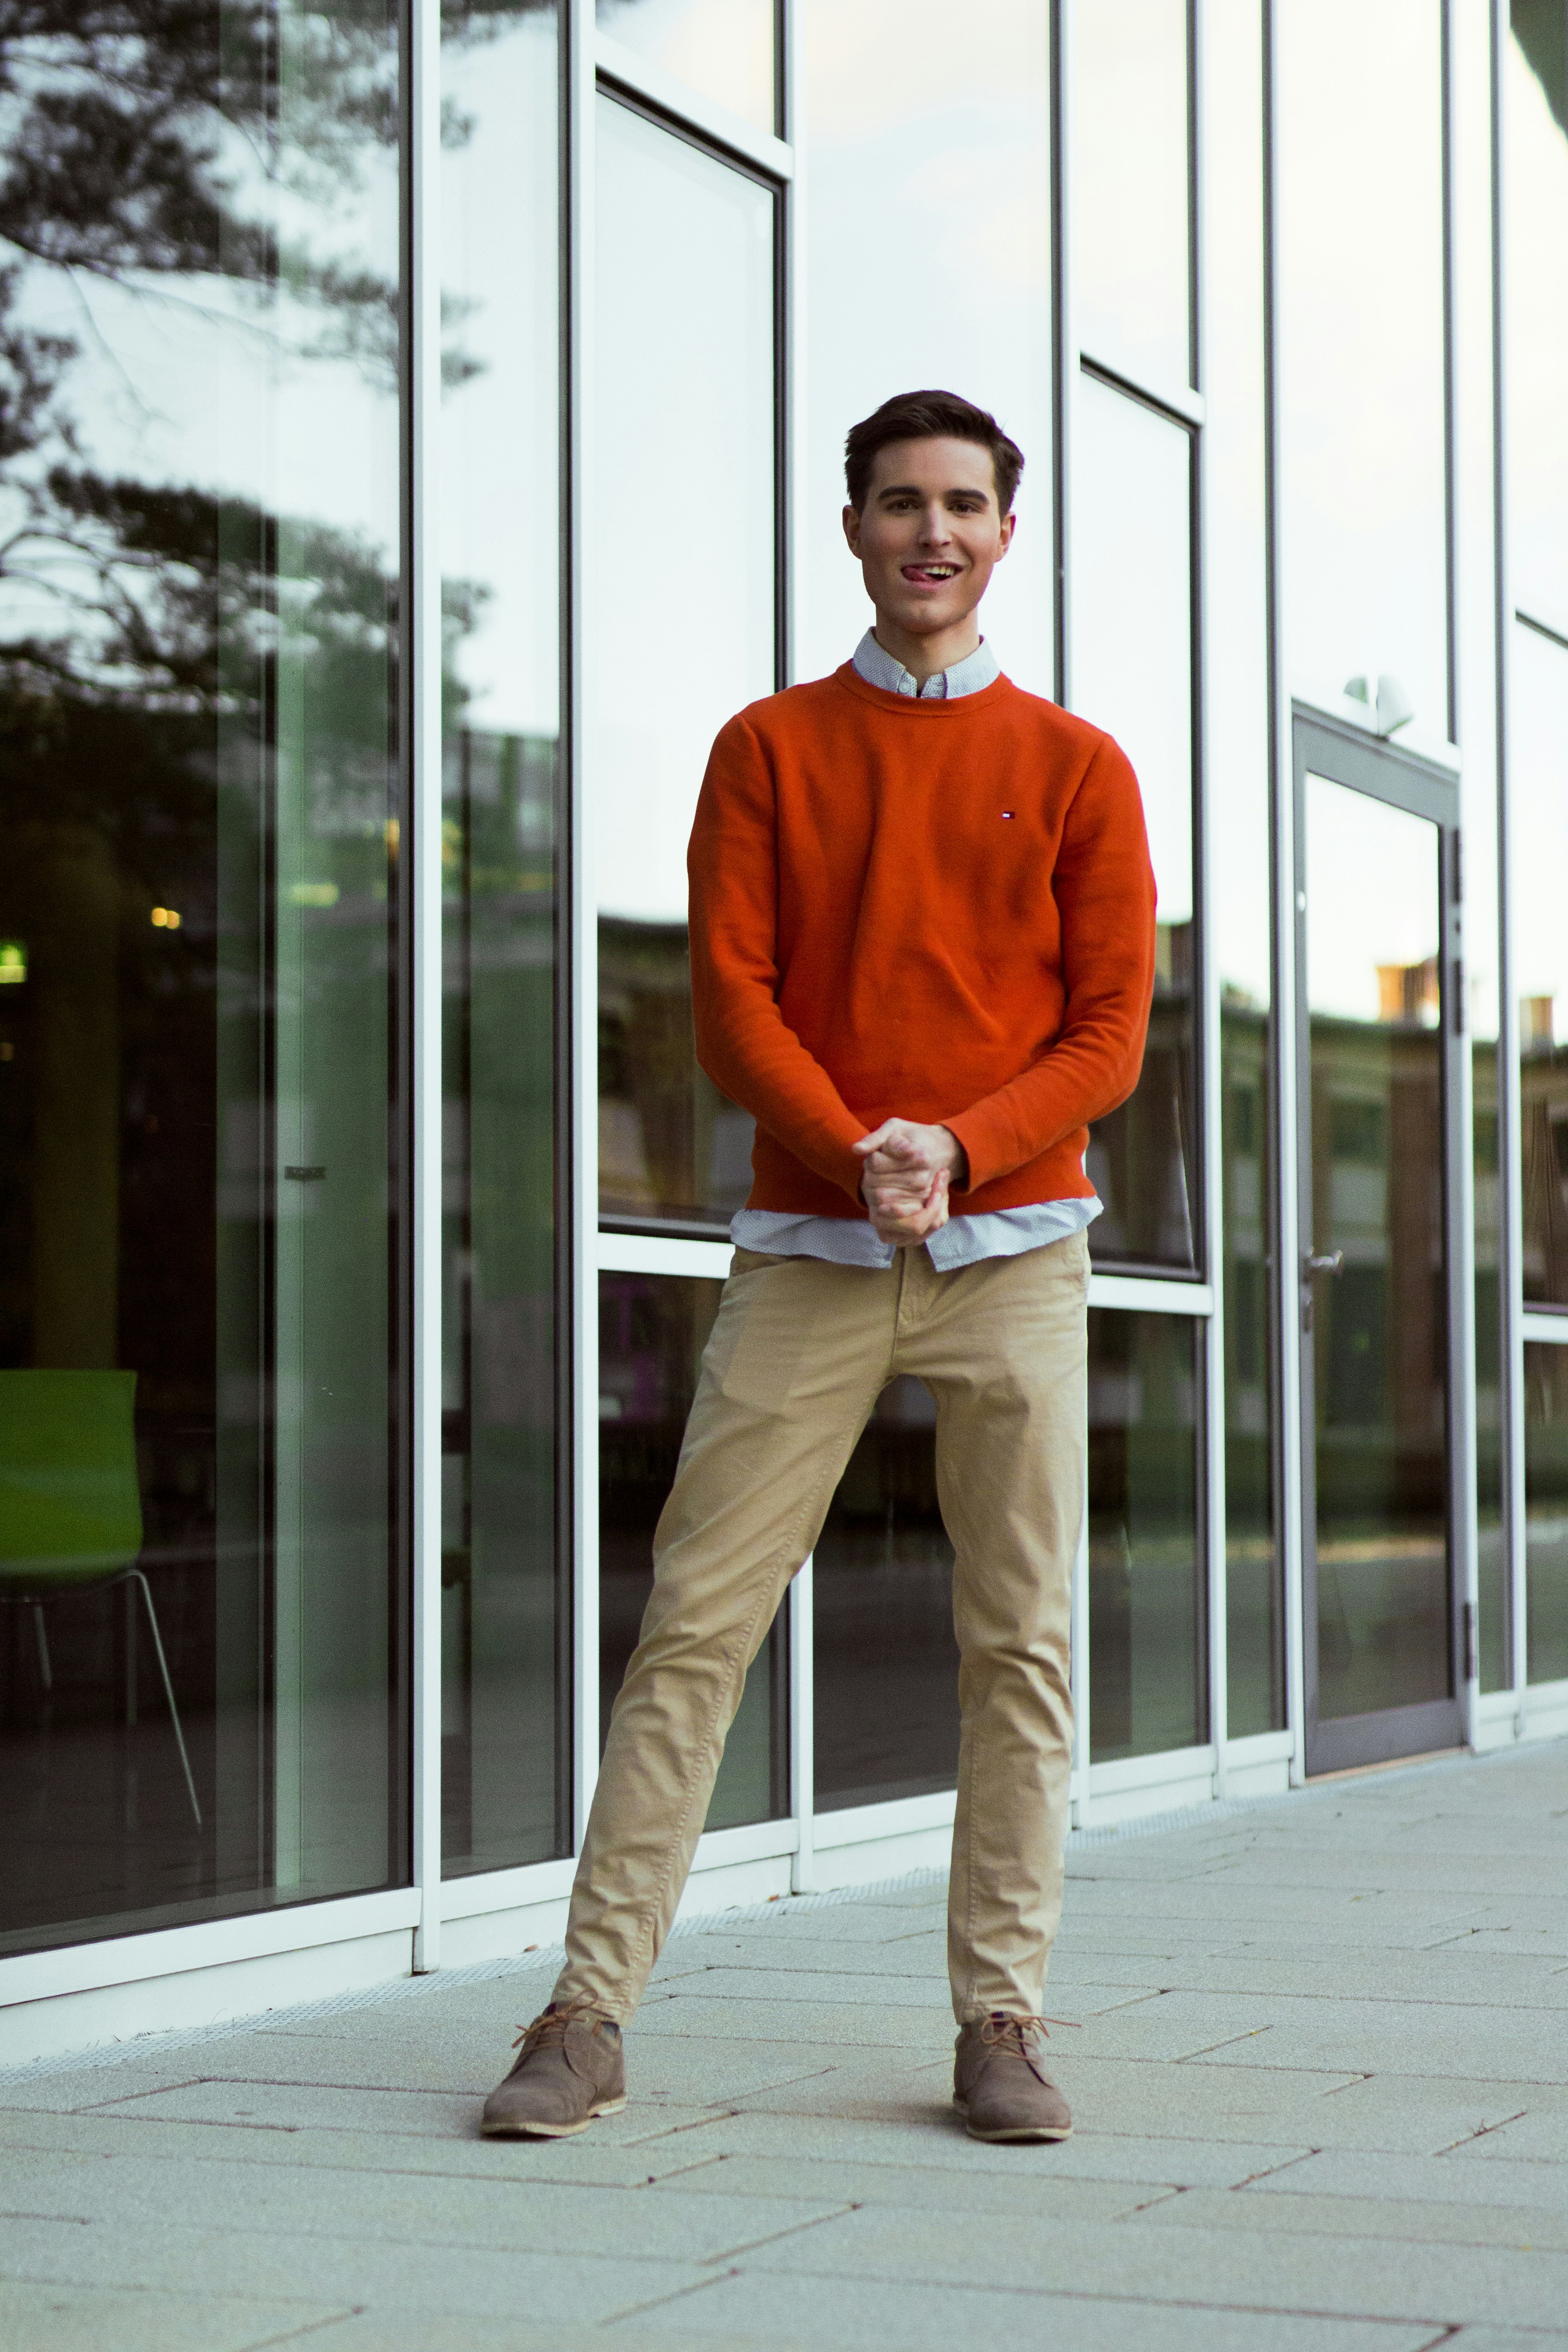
[1303,1250,1343,1276]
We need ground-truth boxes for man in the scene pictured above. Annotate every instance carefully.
[483,389,1155,2146]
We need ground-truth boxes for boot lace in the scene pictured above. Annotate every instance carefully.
[978,2012,1081,2057]
[511,1996,608,2059]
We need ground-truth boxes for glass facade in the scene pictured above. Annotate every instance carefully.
[0,0,407,1956]
[5,0,1564,2025]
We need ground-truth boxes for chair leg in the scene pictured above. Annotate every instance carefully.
[32,1604,53,1694]
[127,1571,202,1829]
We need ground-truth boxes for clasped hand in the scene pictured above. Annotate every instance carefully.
[853,1119,969,1247]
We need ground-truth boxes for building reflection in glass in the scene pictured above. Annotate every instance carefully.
[1510,623,1568,1309]
[813,1377,960,1811]
[1222,998,1282,1734]
[597,1274,784,1829]
[1303,778,1450,1724]
[1524,1342,1568,1685]
[1088,1310,1204,1761]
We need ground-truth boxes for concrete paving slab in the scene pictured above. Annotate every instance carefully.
[1148,2181,1568,2251]
[737,2204,1568,2330]
[631,1997,954,2050]
[1443,2106,1568,2163]
[0,2212,722,2324]
[0,2147,851,2264]
[1050,1946,1568,2007]
[1445,2332,1568,2351]
[1186,1995,1568,2084]
[0,2105,725,2187]
[642,1969,956,2013]
[598,2106,1317,2185]
[647,1936,951,1981]
[628,2267,1450,2351]
[0,2278,352,2352]
[646,2151,1176,2218]
[302,2318,784,2352]
[1293,2073,1568,2154]
[1253,2145,1568,2210]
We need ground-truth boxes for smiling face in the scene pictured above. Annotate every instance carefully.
[842,435,1015,647]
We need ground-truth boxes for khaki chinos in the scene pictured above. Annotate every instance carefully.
[554,1225,1089,2027]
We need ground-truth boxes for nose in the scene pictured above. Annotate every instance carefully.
[918,502,954,546]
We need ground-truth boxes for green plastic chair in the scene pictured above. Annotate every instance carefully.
[0,1369,201,1826]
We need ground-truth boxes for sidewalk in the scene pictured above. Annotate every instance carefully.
[2,1741,1567,2352]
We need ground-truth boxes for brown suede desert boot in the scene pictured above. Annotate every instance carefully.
[481,1999,626,2137]
[953,2014,1073,2142]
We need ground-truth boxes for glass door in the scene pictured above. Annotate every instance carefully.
[1293,712,1466,1774]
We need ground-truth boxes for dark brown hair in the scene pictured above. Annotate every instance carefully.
[844,390,1024,515]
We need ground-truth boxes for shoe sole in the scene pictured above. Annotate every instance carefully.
[481,2095,627,2139]
[953,2096,1072,2144]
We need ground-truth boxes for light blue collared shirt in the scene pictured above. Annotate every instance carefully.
[729,634,1101,1273]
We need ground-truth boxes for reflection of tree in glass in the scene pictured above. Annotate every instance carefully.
[0,0,547,723]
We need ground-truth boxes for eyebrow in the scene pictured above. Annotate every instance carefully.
[875,482,991,502]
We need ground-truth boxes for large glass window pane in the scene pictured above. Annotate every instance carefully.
[800,1,1054,692]
[598,0,778,137]
[595,100,776,1231]
[1277,0,1448,732]
[1506,1,1568,636]
[440,2,565,1876]
[1088,1311,1204,1761]
[1071,373,1197,1270]
[1510,623,1568,1308]
[1304,779,1450,1724]
[598,1273,784,1828]
[0,0,405,1954]
[1073,0,1192,390]
[1524,1341,1568,1685]
[813,1380,960,1811]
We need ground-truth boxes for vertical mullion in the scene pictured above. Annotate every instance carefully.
[410,0,443,1970]
[568,0,601,1847]
[1493,0,1528,1721]
[1054,0,1093,1829]
[1054,0,1075,713]
[1444,0,1481,1748]
[1263,0,1307,1786]
[1193,0,1229,1797]
[782,0,815,1886]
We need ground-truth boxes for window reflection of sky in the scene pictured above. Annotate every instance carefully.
[1305,776,1438,1027]
[1074,0,1190,392]
[1071,375,1193,928]
[594,98,776,927]
[598,0,775,135]
[800,0,1053,695]
[1278,0,1447,733]
[1508,30,1568,639]
[442,16,560,742]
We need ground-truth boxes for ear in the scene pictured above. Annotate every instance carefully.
[996,510,1016,557]
[842,503,863,557]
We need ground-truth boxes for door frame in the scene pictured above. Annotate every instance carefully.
[1291,706,1469,1775]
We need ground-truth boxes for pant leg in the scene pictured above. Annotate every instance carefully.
[902,1233,1088,2024]
[554,1249,894,2021]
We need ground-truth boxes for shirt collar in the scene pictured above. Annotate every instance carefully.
[851,628,1000,701]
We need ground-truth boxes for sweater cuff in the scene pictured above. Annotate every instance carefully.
[946,1101,1019,1195]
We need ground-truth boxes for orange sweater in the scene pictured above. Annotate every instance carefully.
[687,663,1156,1219]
